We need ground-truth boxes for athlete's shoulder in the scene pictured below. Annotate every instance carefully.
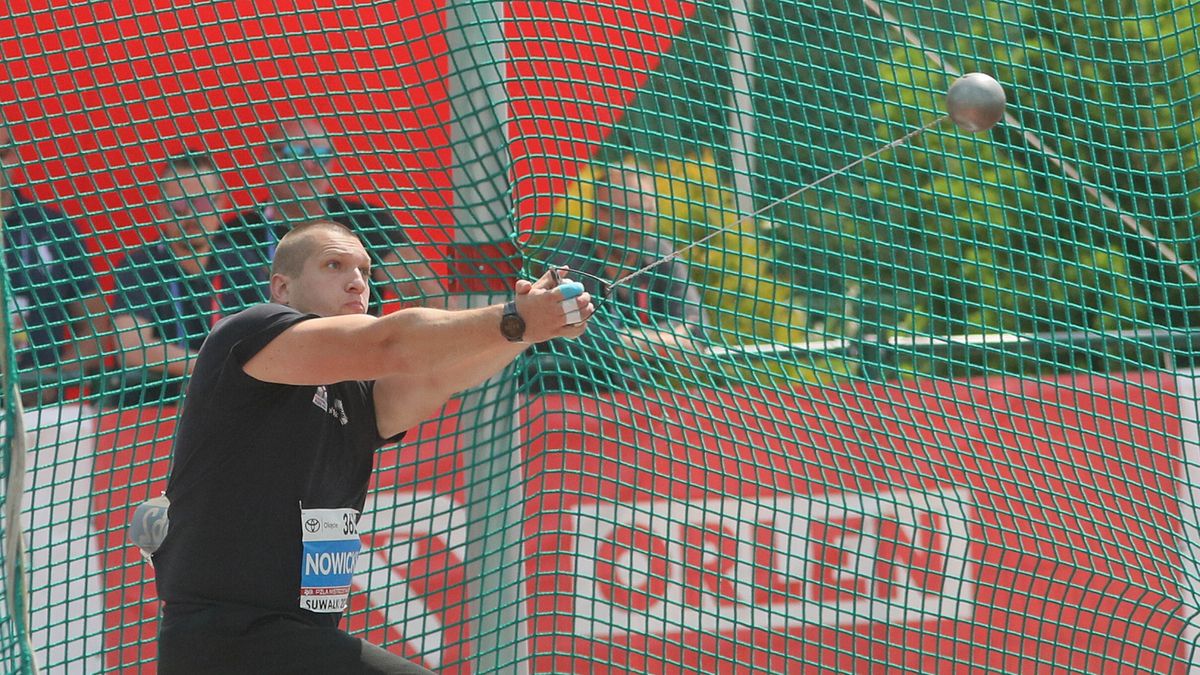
[230,302,300,319]
[202,303,317,367]
[210,303,306,339]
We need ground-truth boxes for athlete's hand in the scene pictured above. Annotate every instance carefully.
[513,267,594,343]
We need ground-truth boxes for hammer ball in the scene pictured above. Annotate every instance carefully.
[946,73,1007,133]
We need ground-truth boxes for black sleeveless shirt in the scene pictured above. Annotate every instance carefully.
[153,303,402,627]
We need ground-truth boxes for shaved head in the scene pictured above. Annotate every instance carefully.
[272,220,358,278]
[269,220,371,316]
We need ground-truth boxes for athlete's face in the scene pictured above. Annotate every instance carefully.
[282,231,371,317]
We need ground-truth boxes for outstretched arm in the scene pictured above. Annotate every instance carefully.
[243,269,593,434]
[371,277,587,436]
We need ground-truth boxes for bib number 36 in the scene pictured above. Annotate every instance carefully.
[298,507,362,613]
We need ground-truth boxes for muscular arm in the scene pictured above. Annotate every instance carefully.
[244,304,510,384]
[370,279,568,436]
[244,273,593,436]
[371,338,528,437]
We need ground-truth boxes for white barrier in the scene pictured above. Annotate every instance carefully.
[1175,370,1200,673]
[16,403,104,674]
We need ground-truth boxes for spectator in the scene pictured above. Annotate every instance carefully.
[529,163,706,391]
[373,242,447,310]
[109,152,257,403]
[224,117,445,310]
[1,118,109,406]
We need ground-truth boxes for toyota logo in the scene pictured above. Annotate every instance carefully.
[304,518,321,533]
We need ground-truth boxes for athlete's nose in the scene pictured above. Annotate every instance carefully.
[347,268,367,294]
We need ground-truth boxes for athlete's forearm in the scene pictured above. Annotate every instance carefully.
[369,278,585,378]
[429,339,529,396]
[370,304,512,377]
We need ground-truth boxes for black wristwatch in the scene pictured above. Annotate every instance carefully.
[500,301,526,342]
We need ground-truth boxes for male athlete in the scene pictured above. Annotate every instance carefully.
[151,221,594,673]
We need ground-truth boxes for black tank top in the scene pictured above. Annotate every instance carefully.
[153,303,401,626]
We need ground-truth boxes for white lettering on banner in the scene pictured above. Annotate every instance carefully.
[568,488,975,637]
[355,492,468,671]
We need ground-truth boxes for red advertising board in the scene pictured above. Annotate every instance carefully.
[87,374,1190,673]
[0,2,698,287]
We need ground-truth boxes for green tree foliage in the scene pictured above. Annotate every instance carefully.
[1161,2,1200,230]
[557,0,899,382]
[847,0,1198,376]
[657,152,811,352]
[535,0,1198,381]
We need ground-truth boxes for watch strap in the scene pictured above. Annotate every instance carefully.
[501,300,526,342]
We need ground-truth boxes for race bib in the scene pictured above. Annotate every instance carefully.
[299,506,362,613]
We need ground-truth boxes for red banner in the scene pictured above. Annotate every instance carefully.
[88,373,1190,673]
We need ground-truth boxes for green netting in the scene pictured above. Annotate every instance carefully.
[2,0,1200,672]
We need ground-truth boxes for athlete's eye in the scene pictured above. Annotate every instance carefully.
[326,260,341,270]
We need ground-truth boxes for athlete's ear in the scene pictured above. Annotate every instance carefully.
[269,273,291,305]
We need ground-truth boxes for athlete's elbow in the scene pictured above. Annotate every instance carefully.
[368,340,412,376]
[369,308,448,377]
[370,330,427,377]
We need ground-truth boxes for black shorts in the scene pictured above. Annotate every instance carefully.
[158,603,436,675]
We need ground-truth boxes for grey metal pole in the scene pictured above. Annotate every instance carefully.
[443,1,529,673]
[0,187,37,675]
[723,0,758,220]
[445,0,514,246]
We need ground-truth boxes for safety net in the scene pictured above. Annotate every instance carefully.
[1,0,1199,672]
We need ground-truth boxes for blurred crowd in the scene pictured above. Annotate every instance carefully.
[3,116,706,407]
[3,115,447,406]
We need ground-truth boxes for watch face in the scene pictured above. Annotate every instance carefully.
[501,312,525,340]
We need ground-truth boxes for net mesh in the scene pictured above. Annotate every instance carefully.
[1,0,1199,672]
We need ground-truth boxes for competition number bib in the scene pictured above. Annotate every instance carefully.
[299,507,362,613]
